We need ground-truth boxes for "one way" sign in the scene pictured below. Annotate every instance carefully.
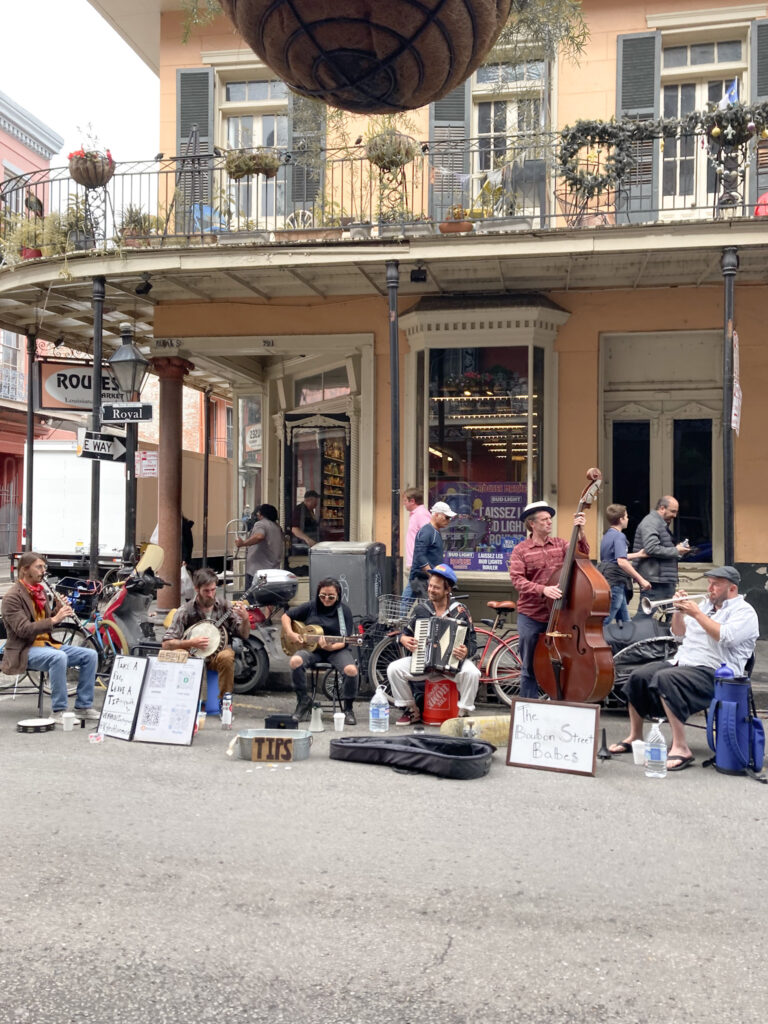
[77,430,127,463]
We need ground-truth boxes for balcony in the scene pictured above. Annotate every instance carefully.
[1,128,765,262]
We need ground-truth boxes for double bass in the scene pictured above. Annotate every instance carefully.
[532,468,614,703]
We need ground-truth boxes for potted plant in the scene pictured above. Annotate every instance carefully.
[439,205,474,234]
[225,147,281,179]
[63,195,96,251]
[365,132,418,173]
[118,205,164,247]
[5,215,45,260]
[68,146,116,189]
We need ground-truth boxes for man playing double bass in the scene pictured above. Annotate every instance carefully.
[508,500,589,699]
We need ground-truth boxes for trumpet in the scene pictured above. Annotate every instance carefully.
[640,593,708,615]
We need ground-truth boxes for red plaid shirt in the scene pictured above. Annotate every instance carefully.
[508,534,590,622]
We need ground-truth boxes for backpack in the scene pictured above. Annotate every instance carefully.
[704,674,766,783]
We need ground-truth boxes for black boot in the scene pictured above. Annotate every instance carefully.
[343,701,357,726]
[294,693,313,723]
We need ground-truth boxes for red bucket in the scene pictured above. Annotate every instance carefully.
[422,678,459,726]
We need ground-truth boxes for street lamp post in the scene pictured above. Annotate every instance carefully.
[109,323,149,565]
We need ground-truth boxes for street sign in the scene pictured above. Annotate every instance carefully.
[136,450,158,477]
[77,430,127,463]
[101,402,154,423]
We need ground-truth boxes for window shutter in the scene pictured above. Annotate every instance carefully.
[176,68,214,155]
[175,69,214,231]
[616,32,660,224]
[750,20,768,205]
[289,96,325,211]
[429,82,470,221]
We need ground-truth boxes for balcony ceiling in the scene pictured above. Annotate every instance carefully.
[1,219,767,398]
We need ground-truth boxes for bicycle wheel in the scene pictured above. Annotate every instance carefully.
[366,636,403,703]
[27,625,100,696]
[488,636,523,705]
[473,626,503,677]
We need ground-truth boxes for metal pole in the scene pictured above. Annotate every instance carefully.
[89,276,105,580]
[202,387,211,566]
[721,247,738,566]
[24,330,37,550]
[386,260,402,594]
[123,419,137,564]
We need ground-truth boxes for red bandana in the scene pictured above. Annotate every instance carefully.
[22,581,47,613]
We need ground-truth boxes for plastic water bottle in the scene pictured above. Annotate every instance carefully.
[221,693,233,730]
[644,719,667,778]
[369,686,390,732]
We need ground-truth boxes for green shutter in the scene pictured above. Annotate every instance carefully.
[429,82,470,220]
[616,32,660,224]
[175,69,214,232]
[749,20,768,205]
[289,96,325,210]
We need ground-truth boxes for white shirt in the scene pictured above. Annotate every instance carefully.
[675,595,758,675]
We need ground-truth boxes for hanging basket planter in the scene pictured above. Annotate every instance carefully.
[225,148,281,180]
[365,132,419,172]
[218,0,513,114]
[68,150,116,189]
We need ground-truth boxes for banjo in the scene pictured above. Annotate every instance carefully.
[183,601,247,658]
[281,621,364,657]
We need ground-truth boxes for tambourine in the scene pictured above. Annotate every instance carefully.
[17,718,56,734]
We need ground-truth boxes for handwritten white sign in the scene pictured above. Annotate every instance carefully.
[505,698,599,777]
[98,656,148,740]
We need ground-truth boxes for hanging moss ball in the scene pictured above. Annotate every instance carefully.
[219,0,513,113]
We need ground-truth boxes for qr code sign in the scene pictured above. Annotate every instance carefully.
[141,704,161,728]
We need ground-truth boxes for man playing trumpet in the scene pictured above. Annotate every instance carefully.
[609,566,758,770]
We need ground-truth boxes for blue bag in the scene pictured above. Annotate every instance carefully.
[704,664,766,782]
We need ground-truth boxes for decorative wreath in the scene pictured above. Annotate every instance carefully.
[684,102,768,149]
[558,120,636,199]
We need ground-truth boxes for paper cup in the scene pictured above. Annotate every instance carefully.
[632,739,645,765]
[196,711,207,732]
[62,712,76,732]
[333,712,345,732]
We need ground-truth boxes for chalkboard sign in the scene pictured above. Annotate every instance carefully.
[505,698,599,777]
[98,656,148,740]
[133,657,204,746]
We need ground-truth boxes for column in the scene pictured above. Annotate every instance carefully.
[151,356,193,610]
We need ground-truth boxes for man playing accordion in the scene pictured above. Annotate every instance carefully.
[387,563,480,726]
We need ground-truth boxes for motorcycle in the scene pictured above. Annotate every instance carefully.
[232,569,298,693]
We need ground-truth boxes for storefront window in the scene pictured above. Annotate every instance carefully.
[239,396,262,518]
[427,345,544,571]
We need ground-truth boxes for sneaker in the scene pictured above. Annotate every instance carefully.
[50,711,66,723]
[344,709,357,726]
[458,708,473,717]
[294,696,313,723]
[74,707,100,722]
[395,707,421,726]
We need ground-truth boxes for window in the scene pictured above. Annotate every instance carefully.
[659,32,746,212]
[0,331,24,401]
[427,345,544,572]
[471,59,546,216]
[2,165,23,215]
[220,73,290,225]
[294,366,350,407]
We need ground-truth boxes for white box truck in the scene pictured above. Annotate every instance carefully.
[22,439,126,576]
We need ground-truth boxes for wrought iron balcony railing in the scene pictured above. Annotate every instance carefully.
[1,129,766,261]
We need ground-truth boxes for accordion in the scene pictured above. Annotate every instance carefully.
[410,617,468,676]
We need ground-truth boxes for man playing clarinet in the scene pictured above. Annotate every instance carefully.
[387,563,480,726]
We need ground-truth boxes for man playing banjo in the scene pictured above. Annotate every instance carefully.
[162,567,250,699]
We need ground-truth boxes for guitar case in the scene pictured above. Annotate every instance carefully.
[329,734,496,780]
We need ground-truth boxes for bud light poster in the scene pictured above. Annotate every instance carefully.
[434,482,528,572]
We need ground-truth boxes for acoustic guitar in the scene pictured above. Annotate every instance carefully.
[281,621,364,657]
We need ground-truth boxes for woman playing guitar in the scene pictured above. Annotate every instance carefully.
[281,577,360,726]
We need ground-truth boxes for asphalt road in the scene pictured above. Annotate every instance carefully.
[2,687,768,1024]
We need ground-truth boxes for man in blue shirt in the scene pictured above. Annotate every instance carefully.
[403,501,456,601]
